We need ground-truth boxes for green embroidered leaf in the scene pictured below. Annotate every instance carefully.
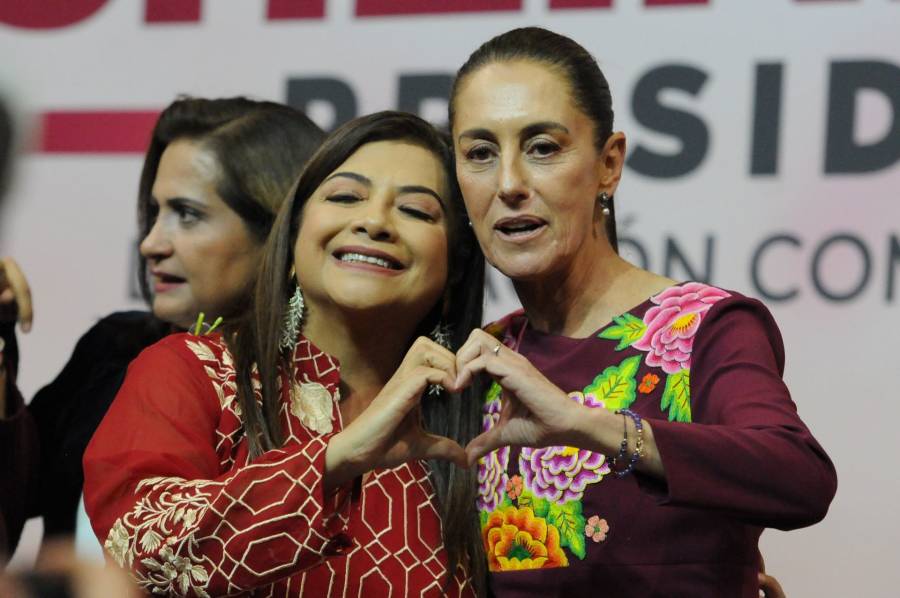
[518,489,550,518]
[499,494,514,511]
[480,510,489,529]
[547,500,587,560]
[485,381,502,404]
[598,314,647,351]
[660,369,692,422]
[582,355,641,412]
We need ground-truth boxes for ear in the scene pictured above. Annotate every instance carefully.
[596,132,627,197]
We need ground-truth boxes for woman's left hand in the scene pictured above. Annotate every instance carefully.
[455,329,585,465]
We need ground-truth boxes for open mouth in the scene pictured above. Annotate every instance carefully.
[333,248,404,271]
[153,271,186,284]
[494,216,547,237]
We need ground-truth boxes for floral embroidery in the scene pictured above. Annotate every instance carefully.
[506,475,523,500]
[104,477,217,597]
[581,355,641,412]
[584,516,609,543]
[518,391,611,504]
[477,383,509,512]
[518,446,609,504]
[630,283,730,422]
[476,284,731,570]
[632,282,730,375]
[290,381,334,434]
[638,373,660,394]
[483,506,568,572]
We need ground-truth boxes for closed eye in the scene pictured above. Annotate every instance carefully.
[399,206,436,222]
[325,193,362,204]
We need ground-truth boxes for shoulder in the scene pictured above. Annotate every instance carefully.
[139,332,230,368]
[680,283,785,374]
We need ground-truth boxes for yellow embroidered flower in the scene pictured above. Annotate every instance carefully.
[483,506,568,571]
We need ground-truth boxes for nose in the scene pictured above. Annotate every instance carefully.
[352,196,396,242]
[497,154,529,206]
[139,216,173,261]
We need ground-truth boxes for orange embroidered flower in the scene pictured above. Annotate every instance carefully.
[506,475,523,500]
[638,373,660,394]
[482,506,568,572]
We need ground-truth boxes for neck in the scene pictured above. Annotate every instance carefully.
[514,241,637,337]
[302,304,419,403]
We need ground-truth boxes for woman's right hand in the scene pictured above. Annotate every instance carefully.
[324,337,467,488]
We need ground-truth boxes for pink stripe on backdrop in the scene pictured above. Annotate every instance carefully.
[356,0,521,17]
[549,1,613,9]
[39,110,161,154]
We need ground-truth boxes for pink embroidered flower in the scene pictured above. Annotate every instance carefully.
[477,385,509,511]
[632,283,730,374]
[506,475,523,500]
[584,515,609,543]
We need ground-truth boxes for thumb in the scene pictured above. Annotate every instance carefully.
[418,433,468,468]
[465,427,505,467]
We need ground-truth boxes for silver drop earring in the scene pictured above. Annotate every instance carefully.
[429,322,453,350]
[280,279,306,353]
[598,192,611,217]
[427,322,453,396]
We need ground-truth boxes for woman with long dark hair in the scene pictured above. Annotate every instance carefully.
[84,111,487,596]
[449,28,835,596]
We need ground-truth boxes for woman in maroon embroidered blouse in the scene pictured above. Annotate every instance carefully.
[448,28,836,597]
[84,112,487,596]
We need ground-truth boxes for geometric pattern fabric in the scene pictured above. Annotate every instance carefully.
[83,334,474,597]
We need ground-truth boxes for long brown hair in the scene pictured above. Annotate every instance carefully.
[231,111,486,595]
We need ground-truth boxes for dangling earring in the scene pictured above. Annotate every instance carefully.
[598,192,611,217]
[280,270,305,353]
[427,322,453,396]
[429,322,453,350]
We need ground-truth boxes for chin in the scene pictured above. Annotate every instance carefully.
[489,252,556,283]
[152,302,194,330]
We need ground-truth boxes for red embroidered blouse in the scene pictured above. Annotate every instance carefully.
[83,333,473,597]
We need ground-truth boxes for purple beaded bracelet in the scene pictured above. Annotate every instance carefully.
[612,408,644,477]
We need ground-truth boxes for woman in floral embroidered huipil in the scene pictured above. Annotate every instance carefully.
[84,112,487,597]
[448,29,836,596]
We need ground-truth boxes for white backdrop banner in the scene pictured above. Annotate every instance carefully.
[1,1,898,595]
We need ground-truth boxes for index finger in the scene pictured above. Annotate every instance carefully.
[455,328,503,373]
[1,258,33,332]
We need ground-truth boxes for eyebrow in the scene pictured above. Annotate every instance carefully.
[324,172,445,209]
[150,195,206,209]
[521,121,570,138]
[458,121,570,144]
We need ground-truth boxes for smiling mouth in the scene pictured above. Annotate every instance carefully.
[333,250,404,271]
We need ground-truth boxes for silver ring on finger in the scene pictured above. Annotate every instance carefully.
[492,344,501,356]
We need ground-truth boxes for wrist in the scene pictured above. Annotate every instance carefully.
[568,404,623,455]
[324,430,364,491]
